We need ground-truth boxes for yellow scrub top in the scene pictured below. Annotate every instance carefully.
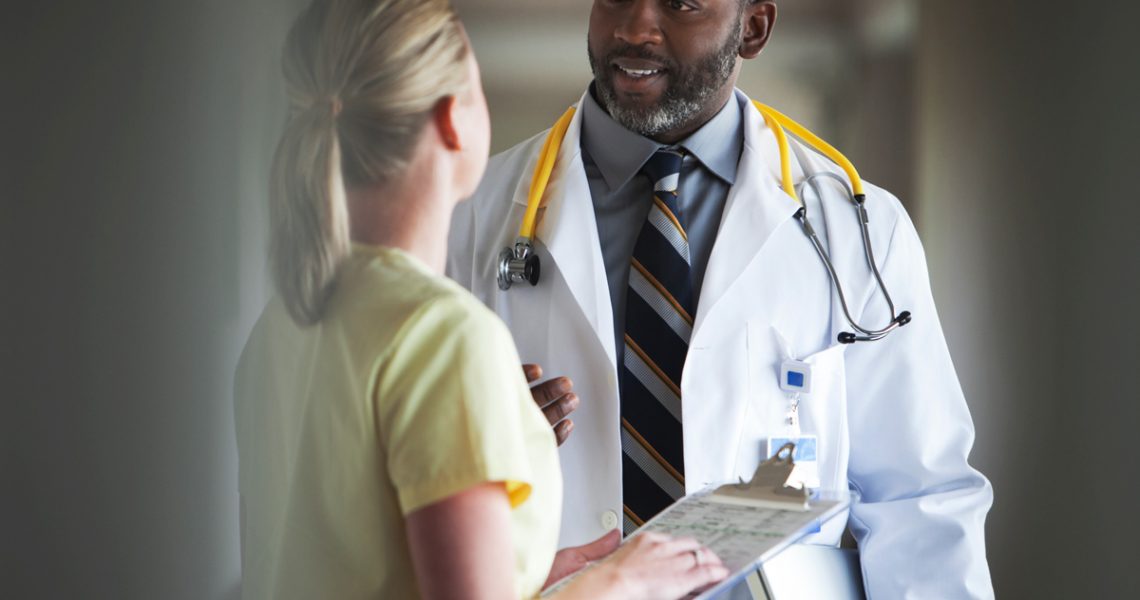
[234,246,561,599]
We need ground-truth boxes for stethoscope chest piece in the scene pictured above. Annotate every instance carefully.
[497,238,541,290]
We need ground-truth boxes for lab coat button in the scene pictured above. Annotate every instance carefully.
[601,510,619,530]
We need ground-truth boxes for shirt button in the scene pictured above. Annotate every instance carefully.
[601,510,619,530]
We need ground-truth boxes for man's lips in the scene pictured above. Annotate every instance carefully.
[609,57,668,98]
[615,65,662,78]
[612,57,666,79]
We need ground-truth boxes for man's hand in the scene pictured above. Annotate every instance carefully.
[524,364,579,446]
[542,529,621,590]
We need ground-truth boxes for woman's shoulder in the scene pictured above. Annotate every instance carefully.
[338,246,506,345]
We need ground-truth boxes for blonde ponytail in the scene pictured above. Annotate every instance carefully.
[270,103,349,326]
[269,0,469,326]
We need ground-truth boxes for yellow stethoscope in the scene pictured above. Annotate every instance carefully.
[497,100,911,344]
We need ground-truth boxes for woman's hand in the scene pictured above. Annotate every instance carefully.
[555,531,728,600]
[543,529,622,589]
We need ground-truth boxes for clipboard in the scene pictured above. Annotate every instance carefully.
[705,442,813,510]
[544,443,853,599]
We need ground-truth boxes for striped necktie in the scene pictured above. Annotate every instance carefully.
[620,148,692,534]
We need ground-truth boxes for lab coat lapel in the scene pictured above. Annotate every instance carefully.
[694,99,801,338]
[513,98,617,369]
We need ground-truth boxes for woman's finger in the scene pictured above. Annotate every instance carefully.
[656,535,704,557]
[682,563,731,592]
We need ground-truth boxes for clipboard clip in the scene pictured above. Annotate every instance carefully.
[709,442,811,510]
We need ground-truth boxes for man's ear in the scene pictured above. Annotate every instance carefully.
[432,95,462,151]
[739,1,777,60]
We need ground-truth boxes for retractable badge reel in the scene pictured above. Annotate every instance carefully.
[777,358,811,439]
[768,352,820,489]
[779,359,812,396]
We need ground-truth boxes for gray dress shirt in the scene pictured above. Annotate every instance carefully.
[579,86,745,361]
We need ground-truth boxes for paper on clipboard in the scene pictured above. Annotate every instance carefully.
[638,488,849,599]
[543,444,852,599]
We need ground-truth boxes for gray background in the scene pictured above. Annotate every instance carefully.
[4,1,1138,598]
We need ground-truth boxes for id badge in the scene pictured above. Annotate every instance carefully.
[767,435,820,490]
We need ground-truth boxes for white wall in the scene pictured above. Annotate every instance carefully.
[4,1,298,597]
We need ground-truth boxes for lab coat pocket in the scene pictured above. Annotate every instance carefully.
[795,342,849,494]
[742,323,850,493]
[794,341,850,544]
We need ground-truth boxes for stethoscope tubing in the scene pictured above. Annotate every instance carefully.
[498,98,912,343]
[791,146,909,342]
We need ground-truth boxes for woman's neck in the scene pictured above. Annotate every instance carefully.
[347,151,456,274]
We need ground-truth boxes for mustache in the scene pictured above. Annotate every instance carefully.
[602,43,676,70]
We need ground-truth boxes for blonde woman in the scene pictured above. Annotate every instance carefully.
[233,1,727,598]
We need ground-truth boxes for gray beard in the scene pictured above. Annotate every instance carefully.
[589,19,741,138]
[596,85,707,139]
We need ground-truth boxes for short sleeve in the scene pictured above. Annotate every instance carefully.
[376,294,542,515]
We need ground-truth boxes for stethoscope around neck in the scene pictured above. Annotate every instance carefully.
[497,100,911,344]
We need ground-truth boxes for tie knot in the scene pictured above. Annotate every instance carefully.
[641,148,684,194]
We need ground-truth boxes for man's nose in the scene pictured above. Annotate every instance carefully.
[614,0,664,46]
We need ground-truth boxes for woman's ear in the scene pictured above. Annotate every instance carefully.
[432,95,462,151]
[740,1,777,60]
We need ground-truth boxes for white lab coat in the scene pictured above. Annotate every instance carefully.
[447,89,994,598]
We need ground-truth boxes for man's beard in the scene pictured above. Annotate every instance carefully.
[588,16,741,138]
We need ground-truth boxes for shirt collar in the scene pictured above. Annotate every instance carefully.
[579,84,742,191]
[679,91,741,186]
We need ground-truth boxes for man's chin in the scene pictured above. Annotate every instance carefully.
[598,86,657,117]
[596,82,685,137]
[609,107,673,138]
[612,98,665,119]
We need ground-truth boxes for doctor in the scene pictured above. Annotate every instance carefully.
[448,0,993,597]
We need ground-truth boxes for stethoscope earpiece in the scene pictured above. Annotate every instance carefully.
[838,311,914,344]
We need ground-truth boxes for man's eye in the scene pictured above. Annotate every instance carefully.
[666,0,695,11]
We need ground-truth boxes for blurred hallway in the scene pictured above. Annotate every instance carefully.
[4,1,1139,598]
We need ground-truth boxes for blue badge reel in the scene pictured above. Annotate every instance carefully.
[779,359,812,394]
